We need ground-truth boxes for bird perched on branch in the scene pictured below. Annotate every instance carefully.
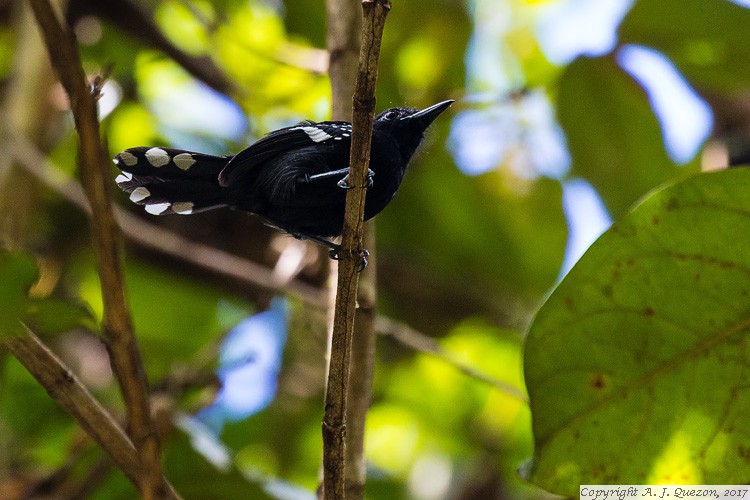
[113,100,454,265]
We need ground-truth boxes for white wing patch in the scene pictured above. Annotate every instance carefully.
[118,151,138,167]
[173,153,196,170]
[129,187,150,203]
[171,202,194,215]
[145,147,170,167]
[145,202,171,215]
[293,126,333,143]
[115,172,133,185]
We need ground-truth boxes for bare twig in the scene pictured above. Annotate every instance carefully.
[322,1,390,498]
[26,1,168,497]
[343,242,376,499]
[376,317,529,403]
[326,0,376,497]
[2,326,178,496]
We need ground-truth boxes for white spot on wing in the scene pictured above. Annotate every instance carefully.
[172,202,194,215]
[119,151,138,166]
[115,172,133,185]
[173,153,196,170]
[145,147,170,167]
[292,126,332,143]
[145,202,171,215]
[129,186,150,203]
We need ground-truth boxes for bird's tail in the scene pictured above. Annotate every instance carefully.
[113,147,232,215]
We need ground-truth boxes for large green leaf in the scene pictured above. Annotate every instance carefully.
[558,56,691,219]
[619,0,750,92]
[524,168,750,494]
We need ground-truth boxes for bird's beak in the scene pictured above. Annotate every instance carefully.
[402,100,455,126]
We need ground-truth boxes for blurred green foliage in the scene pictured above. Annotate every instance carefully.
[1,0,749,498]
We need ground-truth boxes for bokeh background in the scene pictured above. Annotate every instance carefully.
[1,0,749,498]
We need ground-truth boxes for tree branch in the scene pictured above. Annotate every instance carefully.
[2,325,178,497]
[26,1,168,497]
[322,1,390,498]
[376,317,528,403]
[326,0,378,497]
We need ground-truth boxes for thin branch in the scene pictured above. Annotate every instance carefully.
[326,0,376,497]
[26,1,168,497]
[2,326,178,497]
[323,1,390,498]
[376,317,529,403]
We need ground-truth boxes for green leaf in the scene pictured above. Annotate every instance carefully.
[0,250,38,337]
[524,169,750,494]
[619,0,750,92]
[24,297,97,335]
[558,56,692,219]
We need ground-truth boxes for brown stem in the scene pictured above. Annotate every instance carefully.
[326,0,377,498]
[343,228,376,500]
[2,326,178,497]
[322,1,390,498]
[26,1,169,497]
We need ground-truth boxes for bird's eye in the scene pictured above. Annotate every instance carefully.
[384,110,399,120]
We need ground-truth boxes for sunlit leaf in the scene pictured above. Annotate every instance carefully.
[155,0,214,55]
[524,168,750,494]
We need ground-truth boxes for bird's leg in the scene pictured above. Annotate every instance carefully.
[330,247,369,271]
[300,168,374,189]
[301,168,350,183]
[291,232,340,253]
[291,232,369,271]
[300,167,375,189]
[337,169,375,189]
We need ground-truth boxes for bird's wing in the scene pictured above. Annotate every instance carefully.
[218,121,352,187]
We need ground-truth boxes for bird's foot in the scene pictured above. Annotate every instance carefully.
[328,247,369,271]
[337,169,374,189]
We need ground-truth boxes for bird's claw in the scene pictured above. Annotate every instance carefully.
[328,247,370,271]
[337,169,374,190]
[357,249,370,271]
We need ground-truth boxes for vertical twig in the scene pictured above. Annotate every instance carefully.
[26,1,169,497]
[322,1,390,498]
[326,0,378,498]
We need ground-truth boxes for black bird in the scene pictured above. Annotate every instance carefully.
[113,100,453,262]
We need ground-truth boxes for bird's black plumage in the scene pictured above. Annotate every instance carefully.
[113,100,453,251]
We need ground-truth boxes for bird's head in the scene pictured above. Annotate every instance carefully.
[374,100,454,161]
